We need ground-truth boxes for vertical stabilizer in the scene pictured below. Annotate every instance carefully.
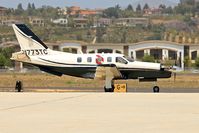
[12,24,48,50]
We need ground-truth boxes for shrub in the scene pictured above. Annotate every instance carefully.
[142,54,155,62]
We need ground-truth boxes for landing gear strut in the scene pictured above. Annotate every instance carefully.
[104,79,115,92]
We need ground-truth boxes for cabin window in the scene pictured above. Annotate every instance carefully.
[107,57,112,62]
[77,57,82,63]
[116,57,128,64]
[87,57,92,63]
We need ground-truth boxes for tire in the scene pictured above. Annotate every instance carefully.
[104,86,114,92]
[153,86,160,93]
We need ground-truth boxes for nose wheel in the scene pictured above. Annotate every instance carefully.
[153,86,160,93]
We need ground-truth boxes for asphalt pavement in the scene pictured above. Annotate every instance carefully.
[0,93,199,133]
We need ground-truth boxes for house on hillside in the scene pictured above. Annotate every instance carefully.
[114,18,149,27]
[57,7,68,15]
[93,18,112,27]
[73,18,88,28]
[29,17,45,27]
[0,6,7,16]
[79,10,97,17]
[68,6,81,16]
[51,18,68,25]
[0,19,22,26]
[144,8,162,16]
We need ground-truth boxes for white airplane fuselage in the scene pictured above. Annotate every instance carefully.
[11,24,171,83]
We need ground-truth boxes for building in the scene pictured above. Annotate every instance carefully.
[57,7,68,15]
[144,8,162,16]
[93,18,112,27]
[29,17,45,27]
[51,18,68,25]
[68,6,102,17]
[79,10,97,17]
[73,18,88,28]
[0,6,7,16]
[69,6,81,16]
[0,19,21,26]
[114,18,149,27]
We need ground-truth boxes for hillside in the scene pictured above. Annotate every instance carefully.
[132,0,178,8]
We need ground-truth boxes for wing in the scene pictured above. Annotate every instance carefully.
[94,64,122,80]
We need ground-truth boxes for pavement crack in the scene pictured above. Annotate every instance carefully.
[0,94,88,111]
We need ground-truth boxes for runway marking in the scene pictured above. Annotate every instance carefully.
[0,94,88,111]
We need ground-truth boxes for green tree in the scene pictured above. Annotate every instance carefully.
[195,57,199,68]
[27,3,33,15]
[159,4,166,9]
[96,27,106,43]
[142,54,155,62]
[184,56,192,68]
[143,3,149,10]
[120,27,128,43]
[0,54,6,68]
[186,0,195,5]
[27,3,32,10]
[126,4,133,11]
[17,3,23,10]
[115,4,121,10]
[15,3,24,15]
[103,7,120,18]
[174,4,192,15]
[0,48,14,68]
[163,6,173,14]
[136,4,142,12]
[32,3,36,10]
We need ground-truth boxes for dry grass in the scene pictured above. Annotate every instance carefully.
[0,73,199,89]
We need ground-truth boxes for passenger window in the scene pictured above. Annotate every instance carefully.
[87,57,92,63]
[77,57,82,63]
[116,57,128,64]
[107,57,112,62]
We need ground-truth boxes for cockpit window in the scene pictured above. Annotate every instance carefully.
[116,57,128,64]
[123,56,134,62]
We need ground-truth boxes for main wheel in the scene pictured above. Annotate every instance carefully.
[104,86,114,92]
[153,86,160,93]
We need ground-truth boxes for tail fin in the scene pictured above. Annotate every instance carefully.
[12,24,48,50]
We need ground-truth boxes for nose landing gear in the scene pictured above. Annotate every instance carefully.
[153,86,160,93]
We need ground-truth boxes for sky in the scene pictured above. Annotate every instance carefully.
[0,0,180,9]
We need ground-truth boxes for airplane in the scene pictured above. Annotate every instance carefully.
[11,24,172,92]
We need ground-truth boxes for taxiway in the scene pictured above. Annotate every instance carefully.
[0,93,199,133]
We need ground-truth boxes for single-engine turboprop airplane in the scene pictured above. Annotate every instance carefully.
[11,24,172,92]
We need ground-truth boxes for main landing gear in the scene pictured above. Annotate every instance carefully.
[104,79,115,92]
[104,86,114,92]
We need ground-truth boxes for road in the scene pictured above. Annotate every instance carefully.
[0,92,199,133]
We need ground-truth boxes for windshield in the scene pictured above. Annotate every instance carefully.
[116,57,128,64]
[123,56,134,62]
